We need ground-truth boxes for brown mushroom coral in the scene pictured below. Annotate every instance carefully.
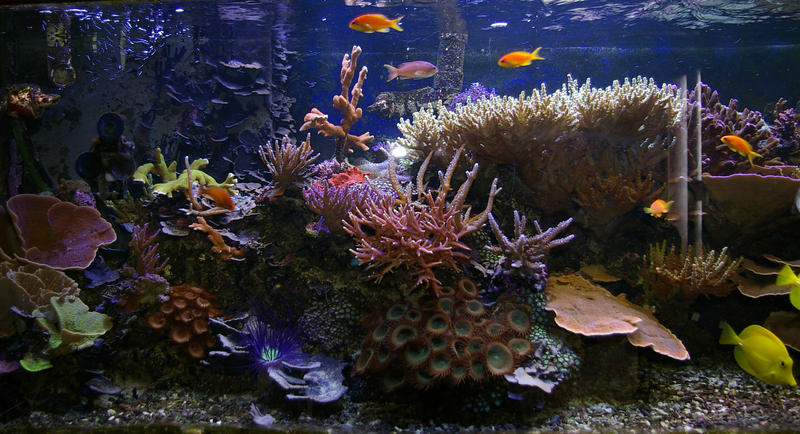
[5,194,116,270]
[545,274,689,360]
[147,285,222,359]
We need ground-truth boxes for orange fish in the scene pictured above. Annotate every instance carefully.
[199,185,235,210]
[349,14,403,33]
[644,199,673,218]
[721,135,762,166]
[384,61,438,81]
[497,47,544,68]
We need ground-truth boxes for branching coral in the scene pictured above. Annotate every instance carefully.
[344,146,499,295]
[300,45,373,155]
[396,75,679,215]
[687,83,781,175]
[189,216,244,261]
[134,148,236,197]
[5,194,117,270]
[486,211,574,274]
[303,182,386,234]
[127,224,169,277]
[640,242,742,300]
[258,133,320,201]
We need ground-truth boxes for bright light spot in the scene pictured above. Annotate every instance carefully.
[175,8,184,13]
[391,146,408,158]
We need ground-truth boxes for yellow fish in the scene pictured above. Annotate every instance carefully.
[497,47,544,68]
[349,14,403,33]
[720,135,762,166]
[776,265,800,310]
[643,199,673,218]
[719,322,796,386]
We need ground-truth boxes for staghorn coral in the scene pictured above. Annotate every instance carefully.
[769,99,800,161]
[545,274,689,360]
[687,83,781,175]
[640,242,742,300]
[486,211,574,274]
[5,194,117,270]
[258,133,320,201]
[344,146,500,295]
[300,45,373,156]
[147,285,222,359]
[354,278,533,391]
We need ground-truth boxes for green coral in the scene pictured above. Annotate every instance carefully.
[35,296,113,355]
[133,147,237,197]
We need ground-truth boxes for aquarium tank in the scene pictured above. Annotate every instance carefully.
[1,0,799,431]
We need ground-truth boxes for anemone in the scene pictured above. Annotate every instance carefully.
[243,303,309,374]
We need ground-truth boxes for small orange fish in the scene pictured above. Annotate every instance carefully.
[497,47,544,68]
[644,199,673,218]
[349,14,403,33]
[384,61,438,81]
[721,135,762,166]
[199,185,235,210]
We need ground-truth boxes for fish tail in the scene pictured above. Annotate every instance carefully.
[777,265,798,286]
[718,321,742,346]
[391,16,404,31]
[643,206,652,215]
[384,64,399,82]
[530,46,544,60]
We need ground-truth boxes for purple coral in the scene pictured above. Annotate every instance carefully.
[448,82,496,110]
[303,182,390,234]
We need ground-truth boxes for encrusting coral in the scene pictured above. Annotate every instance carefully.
[300,45,373,156]
[640,242,742,300]
[545,274,689,360]
[258,133,320,201]
[5,194,116,270]
[147,285,222,359]
[344,145,500,295]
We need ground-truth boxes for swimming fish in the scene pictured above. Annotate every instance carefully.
[643,199,673,218]
[719,322,796,386]
[349,14,403,33]
[497,47,544,68]
[776,265,800,310]
[721,135,762,166]
[384,61,438,81]
[199,185,235,210]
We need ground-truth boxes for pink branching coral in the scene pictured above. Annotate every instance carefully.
[303,182,388,234]
[344,146,500,295]
[258,133,320,201]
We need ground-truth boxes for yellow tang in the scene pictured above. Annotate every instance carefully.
[776,264,800,310]
[719,322,796,386]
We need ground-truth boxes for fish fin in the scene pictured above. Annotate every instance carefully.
[376,27,390,33]
[384,64,398,82]
[643,206,652,215]
[776,265,798,287]
[733,347,760,379]
[719,321,742,346]
[530,46,544,60]
[391,16,404,31]
[791,286,800,310]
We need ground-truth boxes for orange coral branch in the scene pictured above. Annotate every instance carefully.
[189,216,244,261]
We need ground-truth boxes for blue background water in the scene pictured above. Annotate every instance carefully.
[1,0,798,171]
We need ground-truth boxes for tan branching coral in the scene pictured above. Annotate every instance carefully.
[5,194,116,270]
[301,45,373,155]
[396,75,681,215]
[640,242,742,300]
[545,274,689,360]
[258,133,320,200]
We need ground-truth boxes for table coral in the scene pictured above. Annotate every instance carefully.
[5,194,116,270]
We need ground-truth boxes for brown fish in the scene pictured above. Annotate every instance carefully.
[384,61,438,82]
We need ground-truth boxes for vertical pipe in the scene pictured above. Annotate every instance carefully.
[674,75,689,252]
[694,70,703,255]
